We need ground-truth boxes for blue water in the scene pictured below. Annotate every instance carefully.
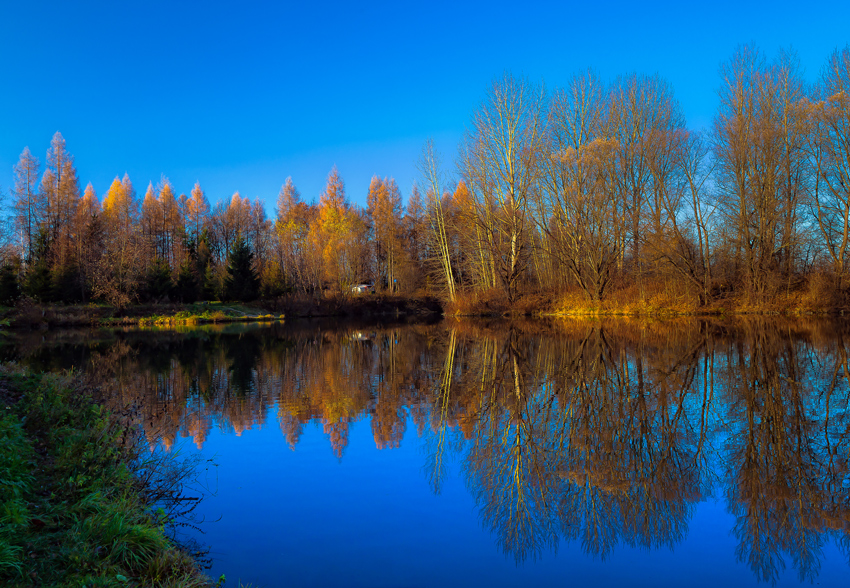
[5,319,850,587]
[183,412,849,588]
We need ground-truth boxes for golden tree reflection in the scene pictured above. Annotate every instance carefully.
[6,318,850,580]
[721,321,850,583]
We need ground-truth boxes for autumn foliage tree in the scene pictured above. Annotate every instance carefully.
[186,182,209,244]
[310,167,368,292]
[96,175,143,307]
[11,146,41,263]
[367,176,403,291]
[6,45,850,311]
[276,177,316,293]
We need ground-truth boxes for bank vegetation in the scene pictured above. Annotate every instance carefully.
[0,366,216,587]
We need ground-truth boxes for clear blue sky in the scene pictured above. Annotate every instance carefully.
[1,0,849,215]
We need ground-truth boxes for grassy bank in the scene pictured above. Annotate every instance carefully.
[544,283,850,317]
[0,301,280,329]
[446,280,850,318]
[0,294,442,329]
[2,283,845,328]
[100,303,281,327]
[0,366,214,588]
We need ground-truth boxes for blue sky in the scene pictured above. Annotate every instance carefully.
[1,0,849,215]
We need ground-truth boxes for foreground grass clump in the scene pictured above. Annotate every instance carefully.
[0,368,212,587]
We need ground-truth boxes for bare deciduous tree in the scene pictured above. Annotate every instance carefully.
[807,47,850,288]
[460,74,548,302]
[11,147,41,263]
[419,139,456,302]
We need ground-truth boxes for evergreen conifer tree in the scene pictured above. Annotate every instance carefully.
[224,237,259,301]
[202,265,219,301]
[0,260,21,306]
[24,229,53,302]
[175,259,199,303]
[51,261,81,303]
[143,258,173,301]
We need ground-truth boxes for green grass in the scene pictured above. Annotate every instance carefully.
[0,409,33,579]
[0,368,215,587]
[98,302,281,327]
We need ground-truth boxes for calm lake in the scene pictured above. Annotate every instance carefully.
[4,318,850,587]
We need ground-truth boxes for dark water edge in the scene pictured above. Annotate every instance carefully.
[3,317,850,587]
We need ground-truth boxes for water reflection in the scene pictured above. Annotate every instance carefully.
[4,318,850,583]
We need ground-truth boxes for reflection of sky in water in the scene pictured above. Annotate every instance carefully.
[180,413,848,588]
[7,320,850,587]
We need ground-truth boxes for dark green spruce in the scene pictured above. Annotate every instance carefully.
[223,237,259,302]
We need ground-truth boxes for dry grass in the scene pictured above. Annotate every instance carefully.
[445,288,556,317]
[705,273,848,315]
[277,291,441,318]
[550,280,701,316]
[5,271,850,329]
[445,288,510,316]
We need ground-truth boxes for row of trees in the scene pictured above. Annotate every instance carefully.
[2,45,850,307]
[0,133,430,304]
[435,45,850,306]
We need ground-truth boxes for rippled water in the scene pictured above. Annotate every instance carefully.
[4,318,850,587]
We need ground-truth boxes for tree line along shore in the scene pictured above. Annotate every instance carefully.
[2,45,850,316]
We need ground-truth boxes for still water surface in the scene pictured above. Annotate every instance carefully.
[4,318,850,587]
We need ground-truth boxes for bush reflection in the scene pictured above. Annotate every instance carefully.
[6,318,850,582]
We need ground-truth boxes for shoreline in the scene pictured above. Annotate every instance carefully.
[0,296,444,329]
[0,367,215,587]
[1,290,848,330]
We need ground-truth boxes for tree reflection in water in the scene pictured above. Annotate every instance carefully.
[5,318,850,582]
